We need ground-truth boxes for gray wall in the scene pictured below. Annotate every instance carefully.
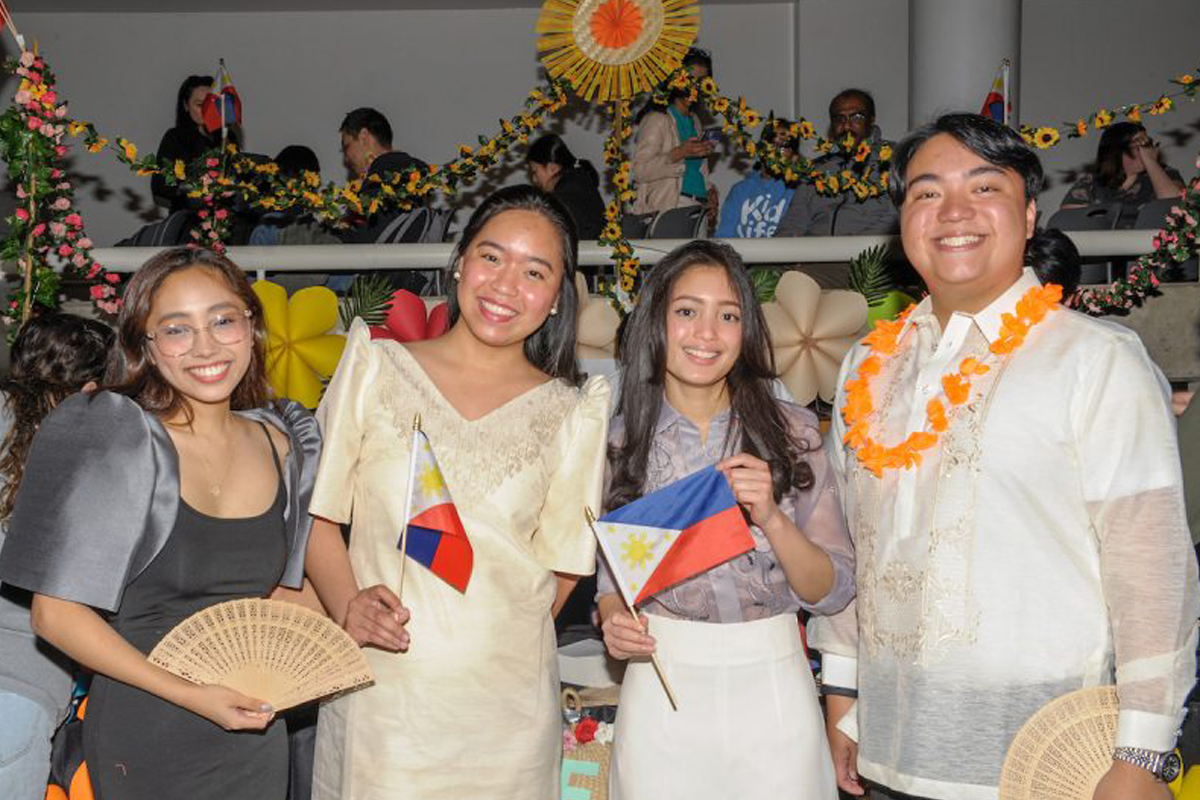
[6,0,1197,246]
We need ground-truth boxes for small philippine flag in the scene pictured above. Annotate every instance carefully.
[399,430,473,592]
[595,466,754,605]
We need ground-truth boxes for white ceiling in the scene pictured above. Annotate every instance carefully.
[14,0,769,11]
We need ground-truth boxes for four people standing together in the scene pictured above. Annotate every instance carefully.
[0,104,1196,800]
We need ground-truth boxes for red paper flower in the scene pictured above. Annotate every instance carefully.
[368,289,450,343]
[574,717,599,745]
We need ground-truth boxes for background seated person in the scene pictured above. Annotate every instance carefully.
[1060,122,1185,228]
[716,118,798,238]
[774,88,897,238]
[526,133,605,240]
[336,107,429,245]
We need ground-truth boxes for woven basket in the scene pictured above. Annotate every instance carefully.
[562,687,615,800]
[998,686,1119,800]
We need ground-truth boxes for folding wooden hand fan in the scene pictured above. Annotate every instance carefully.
[998,686,1119,800]
[149,598,373,712]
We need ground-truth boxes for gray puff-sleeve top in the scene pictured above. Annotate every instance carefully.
[0,391,321,613]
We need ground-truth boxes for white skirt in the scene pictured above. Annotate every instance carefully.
[610,613,838,800]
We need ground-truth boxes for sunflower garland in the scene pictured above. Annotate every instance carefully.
[1019,66,1198,149]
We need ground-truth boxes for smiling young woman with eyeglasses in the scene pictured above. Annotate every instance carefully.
[0,248,329,800]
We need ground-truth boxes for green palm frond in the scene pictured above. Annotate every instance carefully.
[749,267,783,303]
[848,244,896,306]
[338,274,395,330]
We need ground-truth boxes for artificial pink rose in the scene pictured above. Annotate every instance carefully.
[86,264,102,279]
[65,230,77,240]
[197,209,208,219]
[14,208,29,221]
[9,301,17,310]
[64,213,82,227]
[77,237,93,249]
[15,185,25,199]
[30,224,45,238]
[58,244,73,257]
[72,252,87,268]
[55,106,67,119]
[52,197,70,210]
[13,90,30,105]
[50,169,62,179]
[206,158,219,167]
[26,71,41,84]
[54,146,66,157]
[562,727,578,752]
[89,284,105,300]
[49,222,66,237]
[106,273,120,284]
[42,91,56,104]
[26,117,41,131]
[215,209,228,220]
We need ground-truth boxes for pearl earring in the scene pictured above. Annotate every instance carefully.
[550,306,558,316]
[453,271,461,280]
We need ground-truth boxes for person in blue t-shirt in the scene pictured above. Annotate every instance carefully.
[716,120,799,238]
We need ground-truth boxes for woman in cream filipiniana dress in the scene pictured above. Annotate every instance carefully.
[309,186,610,800]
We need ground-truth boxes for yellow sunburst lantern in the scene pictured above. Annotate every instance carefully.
[252,281,346,409]
[536,0,700,102]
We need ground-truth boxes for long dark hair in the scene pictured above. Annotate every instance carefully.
[527,134,600,187]
[104,247,272,422]
[174,75,213,131]
[1094,121,1160,190]
[606,240,813,510]
[444,184,583,386]
[0,313,113,521]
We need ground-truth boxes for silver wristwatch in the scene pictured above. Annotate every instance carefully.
[1112,747,1182,783]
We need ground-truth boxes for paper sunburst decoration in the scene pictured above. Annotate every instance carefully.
[536,0,700,102]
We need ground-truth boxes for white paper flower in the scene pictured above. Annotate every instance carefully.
[594,721,614,745]
[761,270,868,405]
[575,273,621,360]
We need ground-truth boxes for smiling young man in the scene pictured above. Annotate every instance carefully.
[811,114,1199,800]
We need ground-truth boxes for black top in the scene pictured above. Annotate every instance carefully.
[152,126,221,212]
[1062,168,1185,228]
[553,168,606,240]
[339,150,431,244]
[84,424,289,800]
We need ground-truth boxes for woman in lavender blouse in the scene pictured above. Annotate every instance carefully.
[596,240,854,800]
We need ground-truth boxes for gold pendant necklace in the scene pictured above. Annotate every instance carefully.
[195,447,232,497]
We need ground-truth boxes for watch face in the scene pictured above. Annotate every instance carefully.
[1161,752,1183,783]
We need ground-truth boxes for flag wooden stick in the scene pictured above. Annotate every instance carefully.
[397,413,422,603]
[584,505,679,711]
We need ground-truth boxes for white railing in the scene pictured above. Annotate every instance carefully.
[85,229,1159,279]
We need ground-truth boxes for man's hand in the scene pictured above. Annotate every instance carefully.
[824,694,864,795]
[1092,760,1172,800]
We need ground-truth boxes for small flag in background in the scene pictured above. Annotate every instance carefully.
[981,58,1011,126]
[202,59,242,134]
[595,466,754,605]
[398,430,472,592]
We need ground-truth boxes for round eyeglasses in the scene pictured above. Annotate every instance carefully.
[145,308,253,357]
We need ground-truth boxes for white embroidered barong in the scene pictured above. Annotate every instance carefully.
[810,270,1200,800]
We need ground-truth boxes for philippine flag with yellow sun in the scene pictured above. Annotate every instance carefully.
[399,430,473,593]
[595,466,755,606]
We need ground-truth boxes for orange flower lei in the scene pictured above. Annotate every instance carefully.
[843,283,1064,477]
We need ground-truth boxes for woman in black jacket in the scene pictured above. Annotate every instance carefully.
[152,76,241,212]
[526,134,606,240]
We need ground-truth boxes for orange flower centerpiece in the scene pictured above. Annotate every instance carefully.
[842,283,1062,476]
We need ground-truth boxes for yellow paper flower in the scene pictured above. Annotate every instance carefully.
[761,271,868,404]
[174,160,187,180]
[252,281,347,409]
[1094,109,1113,129]
[119,139,137,161]
[1178,74,1195,85]
[799,120,816,139]
[1149,95,1174,115]
[1126,105,1142,122]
